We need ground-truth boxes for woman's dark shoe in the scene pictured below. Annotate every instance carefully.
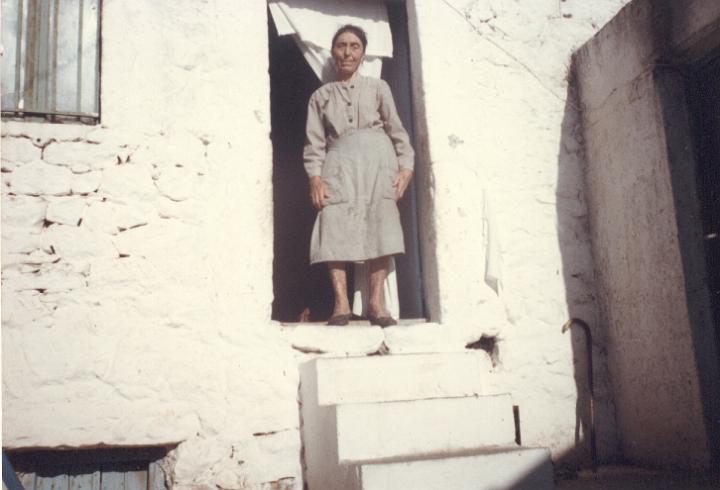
[368,315,397,328]
[327,314,351,326]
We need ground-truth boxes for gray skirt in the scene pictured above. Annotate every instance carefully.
[310,128,405,264]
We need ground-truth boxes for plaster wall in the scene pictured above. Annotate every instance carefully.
[2,1,303,488]
[1,0,638,487]
[574,0,720,468]
[408,0,628,463]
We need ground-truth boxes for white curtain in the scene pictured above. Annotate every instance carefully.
[483,189,503,294]
[268,0,393,82]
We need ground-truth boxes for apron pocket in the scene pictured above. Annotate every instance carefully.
[382,167,397,200]
[323,174,347,205]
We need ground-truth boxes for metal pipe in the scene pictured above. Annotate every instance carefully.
[77,0,84,113]
[13,0,25,109]
[562,317,597,471]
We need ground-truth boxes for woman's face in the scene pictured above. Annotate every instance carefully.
[332,31,365,79]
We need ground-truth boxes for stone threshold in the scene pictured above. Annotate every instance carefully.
[281,321,474,356]
[280,318,428,327]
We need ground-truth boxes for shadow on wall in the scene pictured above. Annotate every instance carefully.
[554,68,621,471]
[488,455,555,490]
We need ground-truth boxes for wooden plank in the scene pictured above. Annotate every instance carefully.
[122,470,145,490]
[79,0,100,114]
[23,0,38,110]
[35,0,51,111]
[17,472,36,490]
[13,0,25,109]
[69,473,94,490]
[101,462,145,490]
[75,0,83,113]
[147,463,165,490]
[68,465,100,490]
[98,470,123,490]
[34,473,67,490]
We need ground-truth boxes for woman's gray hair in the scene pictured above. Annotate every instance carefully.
[331,24,368,52]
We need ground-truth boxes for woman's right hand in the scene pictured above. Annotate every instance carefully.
[309,176,330,210]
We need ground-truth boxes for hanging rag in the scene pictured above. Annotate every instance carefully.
[352,258,400,319]
[268,0,393,82]
[483,189,503,294]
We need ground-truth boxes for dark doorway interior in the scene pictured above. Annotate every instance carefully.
[687,53,720,369]
[383,0,424,320]
[683,50,720,468]
[268,18,326,322]
[268,3,424,322]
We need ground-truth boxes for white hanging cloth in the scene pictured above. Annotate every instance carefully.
[352,258,400,319]
[268,0,393,82]
[483,189,503,294]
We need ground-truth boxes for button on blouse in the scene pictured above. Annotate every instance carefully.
[303,75,415,178]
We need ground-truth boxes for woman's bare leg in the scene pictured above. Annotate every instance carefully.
[368,256,391,318]
[327,261,351,317]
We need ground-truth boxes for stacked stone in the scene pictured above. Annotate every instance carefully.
[1,122,212,331]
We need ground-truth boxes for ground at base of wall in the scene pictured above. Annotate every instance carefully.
[556,465,719,489]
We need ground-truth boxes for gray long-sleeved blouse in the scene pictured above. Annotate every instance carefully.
[303,75,415,178]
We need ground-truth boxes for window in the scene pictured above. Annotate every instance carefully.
[1,0,101,122]
[7,447,168,490]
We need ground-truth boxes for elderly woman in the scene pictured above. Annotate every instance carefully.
[304,24,414,327]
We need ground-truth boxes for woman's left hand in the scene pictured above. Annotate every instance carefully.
[393,168,414,201]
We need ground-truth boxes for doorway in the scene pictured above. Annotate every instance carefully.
[680,49,720,467]
[687,52,720,371]
[268,2,424,322]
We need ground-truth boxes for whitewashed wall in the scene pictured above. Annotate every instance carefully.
[408,0,630,464]
[2,1,303,489]
[2,0,635,487]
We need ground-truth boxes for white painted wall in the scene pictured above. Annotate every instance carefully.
[408,0,629,464]
[2,1,303,488]
[1,0,643,487]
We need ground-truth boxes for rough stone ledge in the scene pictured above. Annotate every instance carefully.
[382,322,470,354]
[284,324,385,356]
[1,120,93,143]
[282,322,502,357]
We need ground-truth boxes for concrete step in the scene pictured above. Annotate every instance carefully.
[358,447,554,490]
[299,354,516,490]
[288,324,386,356]
[303,352,494,407]
[336,394,516,463]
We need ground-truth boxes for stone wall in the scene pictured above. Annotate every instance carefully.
[574,0,720,469]
[2,1,303,488]
[1,0,641,487]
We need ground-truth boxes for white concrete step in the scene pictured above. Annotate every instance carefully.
[336,394,516,463]
[303,352,494,407]
[299,354,520,490]
[359,447,554,490]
